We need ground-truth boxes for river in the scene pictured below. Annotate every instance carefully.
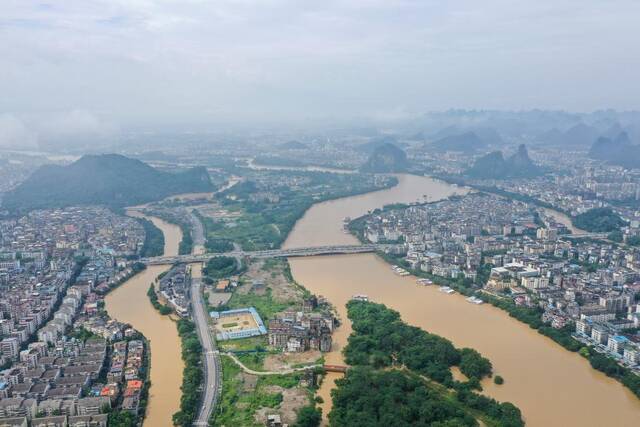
[246,158,354,174]
[284,174,640,426]
[541,207,587,235]
[104,212,185,427]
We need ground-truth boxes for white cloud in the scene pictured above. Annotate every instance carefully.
[0,114,38,149]
[0,0,639,127]
[38,110,117,139]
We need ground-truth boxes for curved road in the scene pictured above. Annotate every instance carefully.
[223,352,320,376]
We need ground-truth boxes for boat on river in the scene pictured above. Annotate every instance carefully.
[438,286,455,294]
[466,296,484,304]
[417,278,433,286]
[391,265,410,276]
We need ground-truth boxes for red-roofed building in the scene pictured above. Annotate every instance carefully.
[126,380,142,390]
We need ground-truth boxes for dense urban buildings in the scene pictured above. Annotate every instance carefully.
[357,193,640,374]
[0,207,149,426]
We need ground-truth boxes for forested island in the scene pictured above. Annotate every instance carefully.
[329,301,523,427]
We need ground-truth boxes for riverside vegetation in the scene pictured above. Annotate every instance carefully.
[138,218,165,257]
[201,170,397,250]
[330,301,523,427]
[144,274,204,426]
[348,199,640,401]
[374,250,640,400]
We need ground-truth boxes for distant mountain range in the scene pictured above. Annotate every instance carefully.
[2,154,213,213]
[356,136,400,154]
[538,123,601,146]
[466,145,542,179]
[430,131,488,153]
[398,111,640,148]
[431,126,504,146]
[589,132,640,169]
[360,143,408,173]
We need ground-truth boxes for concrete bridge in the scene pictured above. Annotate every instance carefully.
[324,364,348,373]
[561,232,609,240]
[141,243,402,265]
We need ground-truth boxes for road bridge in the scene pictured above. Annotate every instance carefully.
[141,243,402,265]
[561,233,609,240]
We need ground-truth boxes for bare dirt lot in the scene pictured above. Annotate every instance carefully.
[254,385,310,425]
[264,350,322,371]
[240,259,304,304]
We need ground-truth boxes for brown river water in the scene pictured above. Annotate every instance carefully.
[105,174,639,426]
[104,212,184,427]
[284,174,640,426]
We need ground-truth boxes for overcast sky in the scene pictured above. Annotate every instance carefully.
[1,1,640,146]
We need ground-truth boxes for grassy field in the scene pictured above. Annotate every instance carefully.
[212,357,306,426]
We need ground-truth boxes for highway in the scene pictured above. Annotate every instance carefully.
[191,267,221,426]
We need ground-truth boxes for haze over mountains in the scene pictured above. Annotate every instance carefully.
[430,132,487,153]
[466,145,543,179]
[2,154,213,213]
[360,143,408,173]
[589,132,640,170]
[402,110,640,152]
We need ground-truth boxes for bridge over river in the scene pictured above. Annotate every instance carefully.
[141,243,402,265]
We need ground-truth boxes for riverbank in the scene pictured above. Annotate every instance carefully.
[284,173,640,427]
[200,171,398,251]
[144,268,205,427]
[104,212,185,427]
[376,250,640,400]
[345,180,640,401]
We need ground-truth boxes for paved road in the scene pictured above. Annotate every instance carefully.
[223,352,319,376]
[191,270,221,426]
[143,243,402,265]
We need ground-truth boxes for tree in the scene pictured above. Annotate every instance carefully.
[573,208,625,232]
[608,230,623,242]
[293,405,322,427]
[459,348,492,380]
[329,368,475,427]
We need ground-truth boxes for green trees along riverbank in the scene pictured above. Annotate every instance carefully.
[573,207,626,232]
[376,251,640,400]
[138,218,165,257]
[144,274,203,426]
[173,319,204,427]
[330,301,523,427]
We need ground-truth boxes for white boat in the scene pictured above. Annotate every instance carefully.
[466,296,484,304]
[438,286,455,294]
[391,265,410,276]
[352,294,369,302]
[416,279,433,286]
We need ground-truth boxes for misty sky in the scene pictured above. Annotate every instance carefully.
[1,1,640,147]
